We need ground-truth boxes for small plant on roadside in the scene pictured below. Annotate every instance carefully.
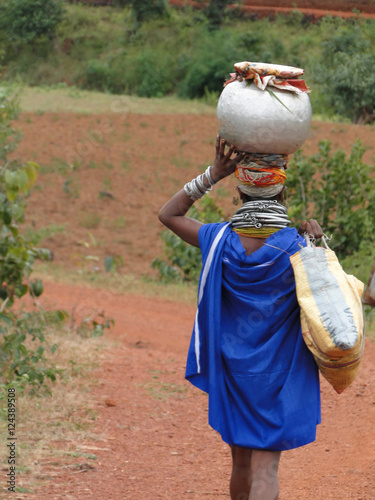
[0,311,67,395]
[75,311,114,339]
[25,223,66,246]
[104,255,124,273]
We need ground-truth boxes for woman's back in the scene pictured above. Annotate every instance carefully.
[237,234,266,256]
[194,223,322,450]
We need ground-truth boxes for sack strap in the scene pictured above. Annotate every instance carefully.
[304,232,331,250]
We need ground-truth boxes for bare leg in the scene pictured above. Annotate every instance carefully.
[249,450,281,500]
[230,446,253,500]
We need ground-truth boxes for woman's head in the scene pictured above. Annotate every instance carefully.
[236,185,286,205]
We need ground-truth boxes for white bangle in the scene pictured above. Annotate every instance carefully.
[205,166,216,187]
[183,166,218,201]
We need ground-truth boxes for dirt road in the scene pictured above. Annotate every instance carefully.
[29,281,375,499]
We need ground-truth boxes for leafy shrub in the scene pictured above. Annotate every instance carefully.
[0,311,64,394]
[0,0,64,44]
[153,196,224,283]
[82,59,114,93]
[75,311,114,339]
[205,0,230,28]
[318,51,375,124]
[0,88,63,391]
[177,31,249,99]
[130,0,168,24]
[177,25,289,99]
[134,51,174,98]
[287,140,375,258]
[80,48,174,97]
[315,24,375,123]
[340,244,375,287]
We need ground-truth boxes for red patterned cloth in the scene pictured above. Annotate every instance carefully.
[225,61,310,94]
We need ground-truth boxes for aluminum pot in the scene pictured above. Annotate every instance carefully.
[217,80,312,154]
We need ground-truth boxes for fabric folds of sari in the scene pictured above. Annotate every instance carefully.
[185,223,321,451]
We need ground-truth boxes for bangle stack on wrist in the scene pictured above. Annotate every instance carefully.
[184,166,217,201]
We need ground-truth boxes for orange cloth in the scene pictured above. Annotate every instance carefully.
[235,165,286,188]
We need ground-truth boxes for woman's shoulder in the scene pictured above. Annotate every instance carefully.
[198,222,231,257]
[268,227,306,252]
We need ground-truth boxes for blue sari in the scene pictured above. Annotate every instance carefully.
[185,223,321,451]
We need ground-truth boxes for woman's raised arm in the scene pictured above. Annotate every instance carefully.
[158,136,244,247]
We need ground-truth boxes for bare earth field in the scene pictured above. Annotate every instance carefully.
[15,112,375,277]
[4,106,375,498]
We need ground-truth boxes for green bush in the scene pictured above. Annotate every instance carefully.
[0,88,63,392]
[134,50,174,98]
[318,51,375,124]
[177,31,250,99]
[340,244,374,286]
[0,0,64,44]
[130,0,168,24]
[177,25,288,99]
[314,24,375,123]
[153,196,225,283]
[82,59,114,93]
[287,140,375,258]
[205,0,230,28]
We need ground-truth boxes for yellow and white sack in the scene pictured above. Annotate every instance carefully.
[290,235,365,394]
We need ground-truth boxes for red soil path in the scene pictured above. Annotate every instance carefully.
[23,280,375,499]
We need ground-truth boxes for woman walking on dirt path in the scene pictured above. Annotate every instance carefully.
[158,136,323,500]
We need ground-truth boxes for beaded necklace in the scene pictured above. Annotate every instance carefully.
[231,200,291,239]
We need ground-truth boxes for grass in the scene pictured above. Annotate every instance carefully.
[32,261,197,306]
[0,322,108,494]
[8,84,355,123]
[17,86,216,115]
[145,381,188,401]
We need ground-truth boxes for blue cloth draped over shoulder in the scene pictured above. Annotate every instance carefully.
[185,222,321,451]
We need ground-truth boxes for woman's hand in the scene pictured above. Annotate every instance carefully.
[298,219,324,239]
[211,135,245,182]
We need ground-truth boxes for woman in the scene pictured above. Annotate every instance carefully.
[158,136,323,500]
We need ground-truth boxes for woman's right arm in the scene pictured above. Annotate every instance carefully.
[158,136,244,247]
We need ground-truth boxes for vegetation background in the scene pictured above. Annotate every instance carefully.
[0,0,374,493]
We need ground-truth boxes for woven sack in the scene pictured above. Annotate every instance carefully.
[362,257,375,307]
[290,235,365,394]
